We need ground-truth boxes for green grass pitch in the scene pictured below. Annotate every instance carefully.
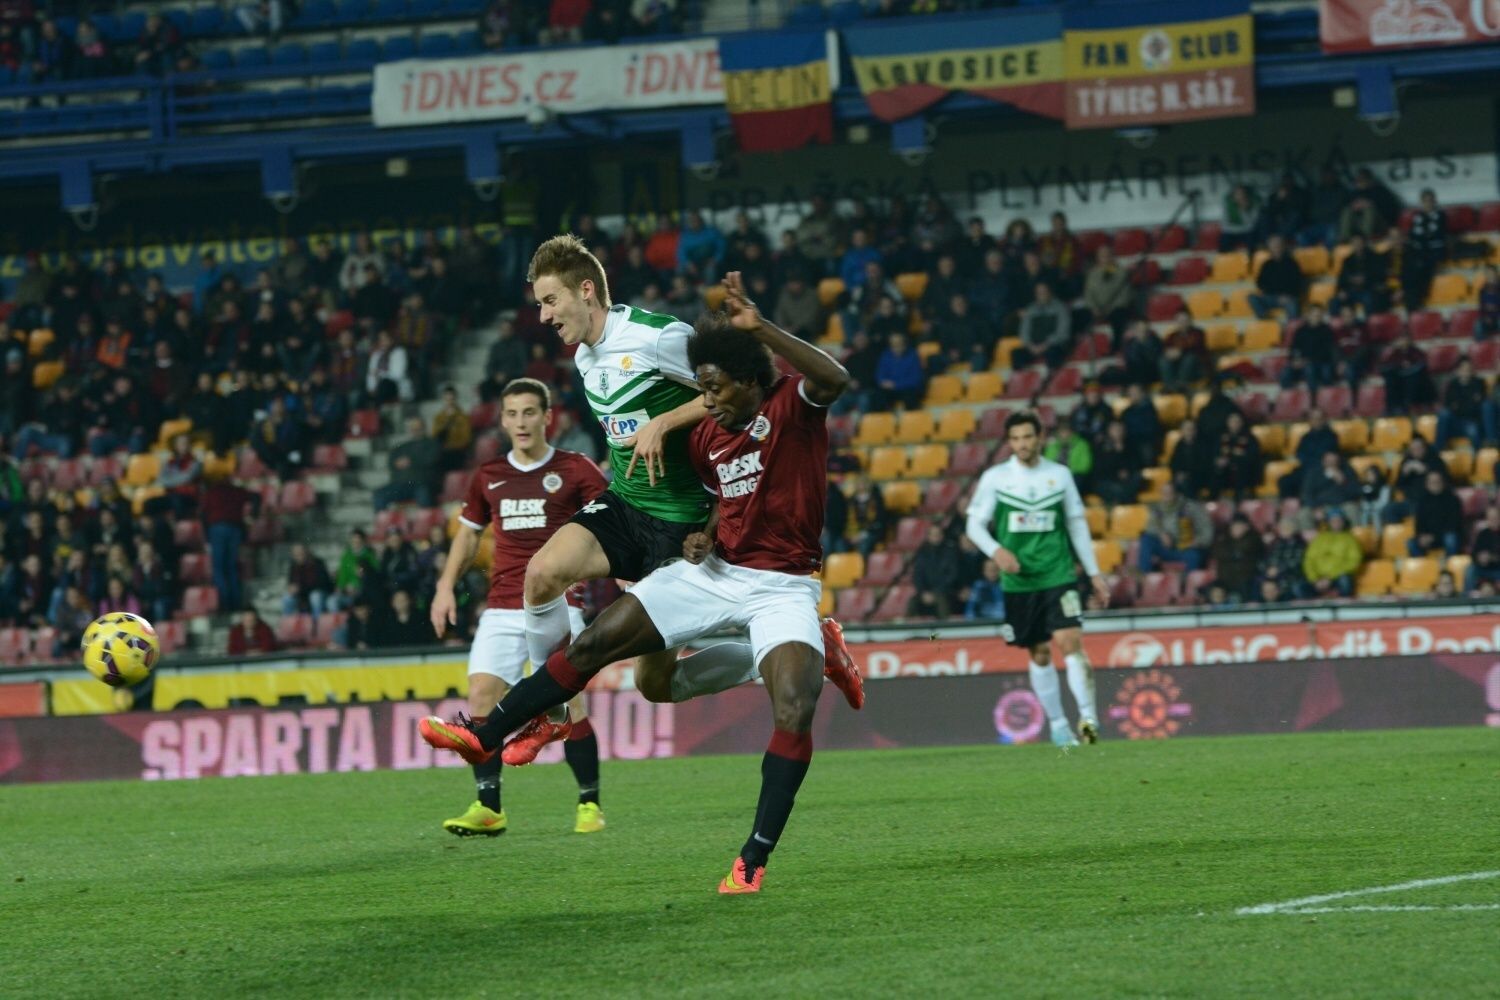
[4,728,1497,997]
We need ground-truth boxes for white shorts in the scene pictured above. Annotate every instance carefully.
[629,554,824,668]
[468,606,586,685]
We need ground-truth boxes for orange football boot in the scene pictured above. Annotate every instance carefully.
[500,712,572,766]
[718,857,765,895]
[418,715,493,765]
[820,617,865,710]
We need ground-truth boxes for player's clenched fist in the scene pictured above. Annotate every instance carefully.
[682,532,714,564]
[993,548,1021,575]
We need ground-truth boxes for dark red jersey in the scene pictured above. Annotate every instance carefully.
[688,375,828,574]
[459,447,607,609]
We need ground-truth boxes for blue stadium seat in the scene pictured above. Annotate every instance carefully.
[784,2,826,25]
[164,8,191,34]
[452,28,479,52]
[417,31,454,56]
[52,14,78,36]
[297,0,337,26]
[346,37,380,62]
[200,48,234,70]
[90,13,120,40]
[117,12,146,41]
[374,0,409,20]
[331,0,371,24]
[443,0,483,16]
[270,42,307,65]
[189,6,225,35]
[0,66,13,86]
[381,35,416,60]
[307,40,342,63]
[236,47,269,67]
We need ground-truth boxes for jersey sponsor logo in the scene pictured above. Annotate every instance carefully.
[599,409,649,442]
[542,472,562,494]
[749,414,771,442]
[620,355,634,371]
[487,480,507,490]
[715,449,764,499]
[1007,510,1057,533]
[1059,589,1082,619]
[498,497,547,531]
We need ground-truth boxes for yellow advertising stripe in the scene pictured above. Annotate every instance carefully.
[1064,14,1252,79]
[852,40,1064,93]
[724,59,832,114]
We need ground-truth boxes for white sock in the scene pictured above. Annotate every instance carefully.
[669,641,759,702]
[523,595,571,668]
[1064,652,1097,722]
[1028,660,1067,726]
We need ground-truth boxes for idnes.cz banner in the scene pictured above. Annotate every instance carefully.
[1321,0,1500,53]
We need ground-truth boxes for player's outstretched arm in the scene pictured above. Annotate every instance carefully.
[964,468,1020,574]
[721,270,850,405]
[431,525,481,638]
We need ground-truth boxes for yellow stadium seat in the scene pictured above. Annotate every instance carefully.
[1307,280,1336,306]
[895,272,928,302]
[965,371,1003,403]
[1294,245,1330,277]
[917,341,942,364]
[817,277,845,307]
[867,446,909,480]
[1371,417,1412,453]
[129,487,165,516]
[1286,422,1310,457]
[1394,557,1440,595]
[1186,289,1224,320]
[908,444,950,478]
[201,451,236,481]
[1250,248,1270,277]
[1211,251,1249,283]
[1259,459,1297,497]
[124,453,161,488]
[818,588,835,618]
[1442,449,1474,483]
[907,310,925,335]
[1476,447,1498,484]
[822,312,844,344]
[882,481,920,513]
[1152,394,1187,426]
[1349,455,1386,480]
[852,412,896,447]
[1332,242,1354,271]
[1160,429,1180,465]
[1427,273,1471,306]
[27,327,54,358]
[1086,507,1107,538]
[1351,524,1378,556]
[934,409,977,442]
[1109,395,1131,418]
[1380,521,1414,559]
[1356,559,1394,596]
[1108,504,1148,539]
[992,337,1022,371]
[1333,419,1370,453]
[1241,320,1282,352]
[32,360,64,390]
[1189,390,1211,417]
[1140,466,1172,501]
[894,410,935,444]
[156,418,193,449]
[702,284,726,310]
[1223,288,1256,318]
[1205,323,1239,353]
[1446,554,1472,585]
[822,553,864,591]
[1414,414,1437,444]
[925,374,964,406]
[1093,540,1123,574]
[1251,424,1286,458]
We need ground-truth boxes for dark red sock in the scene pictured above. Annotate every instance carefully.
[741,729,812,870]
[472,650,585,750]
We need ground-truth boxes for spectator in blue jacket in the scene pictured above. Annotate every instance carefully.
[676,210,725,281]
[839,228,882,290]
[964,560,1006,620]
[874,332,926,411]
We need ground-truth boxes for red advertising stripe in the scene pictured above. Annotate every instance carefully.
[1064,64,1254,128]
[1321,0,1500,53]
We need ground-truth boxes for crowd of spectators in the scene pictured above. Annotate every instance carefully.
[479,0,687,49]
[0,6,200,83]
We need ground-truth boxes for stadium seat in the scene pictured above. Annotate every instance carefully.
[1138,572,1181,607]
[1139,466,1171,502]
[1293,245,1330,276]
[908,444,949,479]
[1427,273,1471,306]
[1355,384,1386,418]
[1476,447,1498,484]
[473,434,502,464]
[834,587,877,622]
[1367,312,1403,343]
[882,481,920,513]
[1415,414,1438,444]
[1210,251,1249,283]
[817,589,834,618]
[50,459,84,491]
[1370,416,1414,454]
[1380,521,1414,559]
[1393,557,1440,595]
[852,412,896,447]
[1069,331,1111,362]
[1129,258,1162,288]
[32,361,64,390]
[276,614,315,647]
[1112,228,1148,256]
[1206,323,1239,353]
[925,374,964,406]
[863,551,905,587]
[1089,540,1122,575]
[1349,524,1378,555]
[1316,385,1353,418]
[1047,367,1082,396]
[965,371,1003,403]
[817,277,845,307]
[1270,387,1310,423]
[1193,222,1223,251]
[1241,320,1281,352]
[123,453,160,488]
[1354,559,1394,596]
[867,446,908,480]
[934,409,977,443]
[992,337,1021,371]
[895,272,927,302]
[827,413,854,447]
[1186,289,1224,320]
[916,342,942,366]
[314,612,348,647]
[346,38,380,62]
[347,409,381,438]
[872,585,915,623]
[1152,394,1187,426]
[1470,332,1498,369]
[891,516,927,552]
[418,32,456,56]
[1447,554,1473,583]
[894,411,935,445]
[312,444,348,472]
[1146,293,1185,322]
[1408,310,1445,340]
[270,43,307,65]
[1085,506,1107,538]
[822,553,864,590]
[177,552,210,585]
[382,35,417,60]
[1239,499,1277,534]
[1332,419,1369,452]
[1170,256,1209,285]
[1427,344,1461,375]
[182,586,220,617]
[950,440,992,477]
[1259,460,1297,497]
[1155,225,1188,252]
[279,481,316,513]
[1002,369,1041,401]
[1182,569,1217,603]
[1351,456,1387,485]
[1479,202,1500,230]
[1108,504,1147,539]
[1307,279,1336,307]
[1223,288,1256,318]
[977,407,1011,441]
[1442,449,1474,483]
[919,478,963,515]
[236,47,269,67]
[26,327,53,357]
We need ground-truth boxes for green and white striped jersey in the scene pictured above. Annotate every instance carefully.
[964,455,1099,594]
[576,304,708,524]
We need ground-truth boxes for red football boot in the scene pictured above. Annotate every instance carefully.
[418,714,494,765]
[500,711,572,766]
[820,617,865,710]
[717,856,765,895]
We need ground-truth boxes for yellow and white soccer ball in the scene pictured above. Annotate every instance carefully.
[81,612,161,688]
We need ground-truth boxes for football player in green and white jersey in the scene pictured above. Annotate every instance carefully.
[965,411,1110,747]
[490,235,862,762]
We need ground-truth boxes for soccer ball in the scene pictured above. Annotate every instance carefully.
[81,612,161,688]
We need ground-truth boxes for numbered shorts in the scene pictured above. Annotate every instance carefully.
[568,493,706,582]
[468,606,586,685]
[627,554,824,668]
[1000,583,1082,649]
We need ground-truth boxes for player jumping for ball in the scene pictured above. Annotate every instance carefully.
[499,235,861,764]
[420,272,849,893]
[429,378,609,837]
[965,412,1110,747]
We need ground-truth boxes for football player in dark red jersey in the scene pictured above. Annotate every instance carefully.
[429,378,610,837]
[420,272,853,893]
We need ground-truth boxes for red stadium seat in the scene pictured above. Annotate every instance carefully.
[1147,293,1186,322]
[279,480,316,514]
[87,455,123,486]
[468,401,498,432]
[891,517,928,553]
[441,470,469,503]
[1239,499,1277,534]
[314,612,348,647]
[1138,573,1180,608]
[181,586,220,617]
[1047,367,1083,396]
[1446,205,1477,232]
[409,507,449,540]
[374,507,409,537]
[1239,390,1273,422]
[1472,338,1500,372]
[473,434,502,464]
[1169,256,1209,285]
[177,552,210,584]
[347,409,381,439]
[1106,575,1135,608]
[1478,202,1500,231]
[1450,309,1480,340]
[977,407,1012,441]
[1129,258,1162,287]
[950,441,994,477]
[826,413,855,447]
[312,444,347,472]
[1271,387,1310,423]
[1367,312,1402,343]
[246,515,283,546]
[276,614,314,647]
[50,458,85,491]
[0,628,28,666]
[1193,222,1222,251]
[173,520,205,550]
[1155,225,1188,252]
[1355,383,1387,418]
[1112,228,1148,256]
[1398,207,1417,231]
[1408,310,1444,340]
[1004,369,1042,400]
[1182,569,1217,602]
[237,448,271,480]
[1204,501,1236,529]
[28,627,57,661]
[872,585,915,622]
[1078,231,1111,259]
[920,478,963,515]
[1315,385,1352,417]
[1457,487,1487,518]
[834,587,877,623]
[1428,344,1461,374]
[863,551,906,587]
[1069,331,1112,363]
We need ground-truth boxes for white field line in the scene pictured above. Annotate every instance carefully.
[1236,870,1500,916]
[1278,904,1500,914]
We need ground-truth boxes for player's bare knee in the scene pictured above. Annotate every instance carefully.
[1031,644,1052,666]
[635,666,674,703]
[522,556,567,606]
[772,687,817,732]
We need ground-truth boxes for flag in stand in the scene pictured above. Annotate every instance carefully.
[719,30,835,153]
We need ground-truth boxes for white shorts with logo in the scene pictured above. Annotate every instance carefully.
[628,554,824,667]
[468,606,586,685]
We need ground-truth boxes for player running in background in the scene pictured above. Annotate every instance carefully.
[500,236,860,760]
[420,273,849,894]
[965,412,1110,747]
[429,378,609,836]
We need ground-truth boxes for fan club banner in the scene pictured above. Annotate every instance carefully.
[370,39,723,127]
[3,653,1496,783]
[1062,0,1255,128]
[1321,0,1500,53]
[718,29,836,154]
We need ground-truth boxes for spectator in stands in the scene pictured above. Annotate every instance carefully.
[795,195,841,267]
[51,586,94,657]
[333,529,380,612]
[201,474,257,615]
[635,281,669,316]
[1383,435,1446,525]
[1210,411,1261,499]
[1475,264,1500,340]
[1278,406,1339,498]
[379,526,422,596]
[1333,233,1388,317]
[963,559,1005,620]
[582,0,628,43]
[844,262,902,339]
[1344,167,1401,240]
[928,293,990,374]
[1071,382,1112,445]
[373,416,442,511]
[873,332,925,411]
[228,607,279,656]
[1259,517,1309,601]
[968,249,1010,320]
[1301,167,1346,247]
[1159,308,1208,394]
[1015,283,1071,370]
[99,575,142,617]
[1221,184,1262,250]
[1042,422,1092,489]
[1300,449,1361,528]
[1211,514,1265,602]
[1357,464,1391,527]
[920,254,965,321]
[339,596,374,650]
[251,397,307,482]
[479,319,529,403]
[366,330,414,405]
[1008,251,1059,317]
[1303,509,1361,598]
[774,272,819,342]
[553,408,600,462]
[430,386,473,473]
[1378,331,1434,412]
[908,525,960,619]
[1093,419,1142,505]
[1260,174,1308,244]
[0,348,30,441]
[1408,470,1462,557]
[1037,212,1082,295]
[543,0,589,43]
[839,228,881,291]
[0,24,21,77]
[1112,319,1162,388]
[676,211,725,281]
[1138,481,1212,572]
[14,554,48,628]
[371,589,430,648]
[1432,570,1458,600]
[1250,235,1304,319]
[847,474,888,558]
[47,549,92,623]
[1409,185,1449,264]
[723,213,769,273]
[72,18,112,78]
[665,274,704,324]
[1120,383,1161,466]
[1464,507,1500,592]
[132,539,174,624]
[831,330,880,417]
[156,433,202,517]
[1436,358,1484,446]
[820,479,849,557]
[1484,375,1500,447]
[30,17,72,83]
[1168,419,1206,497]
[1281,309,1337,393]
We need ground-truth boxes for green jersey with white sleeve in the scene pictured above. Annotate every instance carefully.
[964,455,1099,594]
[576,304,708,524]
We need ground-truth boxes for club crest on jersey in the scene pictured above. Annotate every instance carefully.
[597,370,609,395]
[748,415,772,441]
[542,472,562,493]
[620,355,634,372]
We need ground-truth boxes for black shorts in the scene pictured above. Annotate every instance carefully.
[1000,583,1083,649]
[567,493,705,582]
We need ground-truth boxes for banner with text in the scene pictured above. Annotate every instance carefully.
[1062,0,1254,129]
[370,39,723,128]
[719,29,835,153]
[1321,0,1500,54]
